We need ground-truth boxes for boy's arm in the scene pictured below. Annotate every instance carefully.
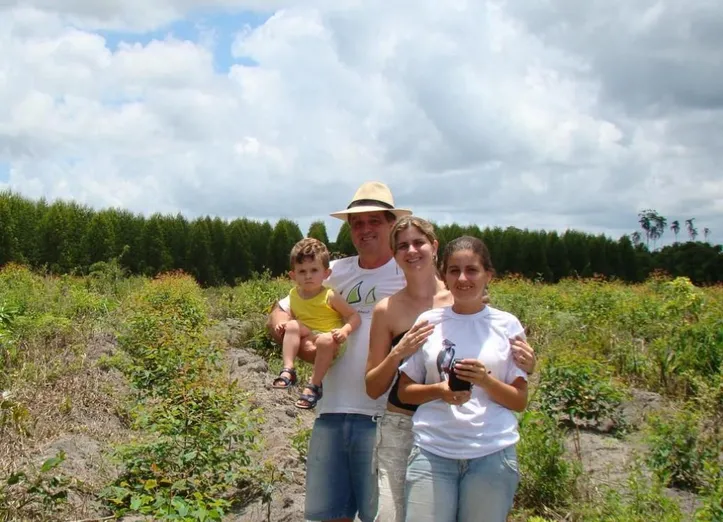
[328,291,361,338]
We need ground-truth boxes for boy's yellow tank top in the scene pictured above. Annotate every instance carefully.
[289,287,343,332]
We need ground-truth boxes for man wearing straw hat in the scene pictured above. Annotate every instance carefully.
[267,181,411,522]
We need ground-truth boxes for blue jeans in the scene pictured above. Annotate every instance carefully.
[405,445,519,522]
[304,413,378,521]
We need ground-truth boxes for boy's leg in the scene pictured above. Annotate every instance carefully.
[281,320,312,370]
[296,333,335,408]
[309,332,337,387]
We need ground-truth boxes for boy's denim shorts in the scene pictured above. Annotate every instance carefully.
[304,413,378,522]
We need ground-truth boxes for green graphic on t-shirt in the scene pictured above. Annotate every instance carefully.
[347,282,362,304]
[365,287,377,304]
[345,282,378,306]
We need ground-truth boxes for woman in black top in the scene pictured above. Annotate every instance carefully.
[365,216,449,522]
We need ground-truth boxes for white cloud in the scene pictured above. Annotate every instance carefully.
[0,0,721,244]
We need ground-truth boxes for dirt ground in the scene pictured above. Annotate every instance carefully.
[224,345,314,522]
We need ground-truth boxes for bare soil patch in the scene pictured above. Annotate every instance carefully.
[223,345,313,522]
[1,332,132,520]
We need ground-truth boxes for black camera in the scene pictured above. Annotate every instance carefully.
[448,358,471,391]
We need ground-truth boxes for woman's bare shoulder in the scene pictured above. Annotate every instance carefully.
[433,288,454,307]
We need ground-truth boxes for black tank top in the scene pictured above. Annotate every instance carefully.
[387,330,418,413]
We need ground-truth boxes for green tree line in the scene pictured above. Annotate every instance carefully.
[1,191,721,285]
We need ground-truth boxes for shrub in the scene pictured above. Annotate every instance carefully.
[102,273,264,520]
[516,411,579,513]
[646,408,720,492]
[537,354,626,432]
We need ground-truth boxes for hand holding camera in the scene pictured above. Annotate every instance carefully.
[447,358,472,391]
[437,378,471,405]
[451,358,491,388]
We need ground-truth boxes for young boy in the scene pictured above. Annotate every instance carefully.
[271,238,361,410]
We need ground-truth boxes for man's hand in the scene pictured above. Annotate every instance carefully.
[274,322,287,338]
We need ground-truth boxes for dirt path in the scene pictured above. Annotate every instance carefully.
[225,346,314,522]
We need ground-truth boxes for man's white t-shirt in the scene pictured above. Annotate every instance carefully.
[278,256,406,416]
[399,305,528,460]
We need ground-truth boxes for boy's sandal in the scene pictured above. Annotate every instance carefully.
[272,368,297,389]
[295,383,323,410]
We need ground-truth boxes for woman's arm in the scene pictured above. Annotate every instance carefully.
[454,359,528,412]
[365,302,435,399]
[365,301,402,399]
[397,372,470,406]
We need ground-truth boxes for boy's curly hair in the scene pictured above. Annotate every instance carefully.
[289,238,331,269]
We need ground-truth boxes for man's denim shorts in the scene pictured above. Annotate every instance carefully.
[304,413,379,522]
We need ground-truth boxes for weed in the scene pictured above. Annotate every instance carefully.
[291,424,312,464]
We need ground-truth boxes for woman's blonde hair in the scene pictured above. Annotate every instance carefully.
[390,216,438,253]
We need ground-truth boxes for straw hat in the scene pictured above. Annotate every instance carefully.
[330,181,412,221]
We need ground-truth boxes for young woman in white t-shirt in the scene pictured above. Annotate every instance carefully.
[398,235,529,522]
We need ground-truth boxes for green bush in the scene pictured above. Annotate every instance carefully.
[102,273,264,520]
[694,461,723,522]
[537,354,626,431]
[516,411,579,513]
[646,408,720,492]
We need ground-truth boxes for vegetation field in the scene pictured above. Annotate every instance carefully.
[0,262,720,521]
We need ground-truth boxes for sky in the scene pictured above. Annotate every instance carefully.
[1,0,722,245]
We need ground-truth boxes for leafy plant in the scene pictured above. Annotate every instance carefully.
[0,452,73,521]
[102,273,264,520]
[537,354,627,432]
[646,408,720,492]
[694,460,723,522]
[291,425,311,464]
[516,411,580,514]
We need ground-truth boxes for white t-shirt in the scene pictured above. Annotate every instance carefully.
[278,256,406,416]
[399,305,528,460]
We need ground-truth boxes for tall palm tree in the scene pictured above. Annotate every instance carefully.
[670,220,680,243]
[704,228,711,242]
[685,218,698,241]
[651,212,667,250]
[638,210,653,248]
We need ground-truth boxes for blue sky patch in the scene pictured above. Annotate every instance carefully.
[100,9,272,72]
[0,163,9,183]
